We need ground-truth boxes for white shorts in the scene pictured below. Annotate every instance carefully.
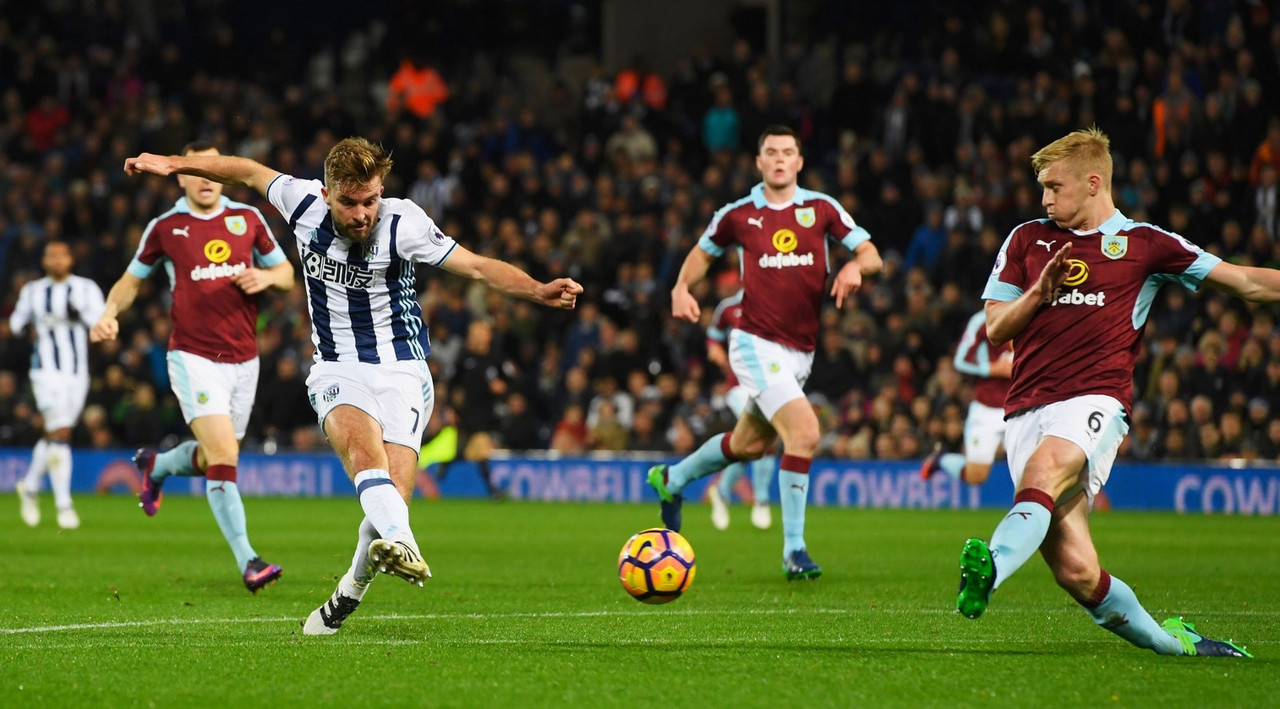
[1004,394,1129,502]
[725,385,749,419]
[727,330,813,421]
[964,400,1007,466]
[167,350,259,439]
[307,360,434,450]
[30,370,89,431]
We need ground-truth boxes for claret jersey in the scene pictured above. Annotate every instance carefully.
[129,196,284,362]
[983,210,1220,415]
[699,183,869,352]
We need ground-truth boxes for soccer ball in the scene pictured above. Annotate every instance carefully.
[618,528,696,603]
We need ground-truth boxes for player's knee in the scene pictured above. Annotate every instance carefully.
[781,428,819,456]
[1051,559,1098,599]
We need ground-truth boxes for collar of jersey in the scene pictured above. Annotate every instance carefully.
[174,195,230,220]
[749,182,808,209]
[1069,208,1128,236]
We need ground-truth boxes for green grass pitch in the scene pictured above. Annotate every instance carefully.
[2,495,1277,707]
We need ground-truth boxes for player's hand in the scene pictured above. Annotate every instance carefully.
[234,268,273,294]
[123,153,174,177]
[538,278,582,309]
[830,261,864,309]
[671,285,700,322]
[90,316,119,343]
[1035,242,1073,303]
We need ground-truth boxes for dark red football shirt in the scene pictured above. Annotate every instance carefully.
[129,197,284,362]
[701,183,868,352]
[983,211,1220,415]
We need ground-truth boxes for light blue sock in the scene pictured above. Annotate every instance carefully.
[939,453,966,480]
[990,495,1054,589]
[1085,572,1184,655]
[718,462,747,499]
[667,433,731,494]
[751,455,776,504]
[153,440,200,481]
[206,479,257,572]
[779,468,809,555]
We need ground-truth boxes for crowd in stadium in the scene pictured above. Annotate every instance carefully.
[3,1,1280,465]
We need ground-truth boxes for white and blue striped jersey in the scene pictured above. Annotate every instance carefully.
[266,174,457,363]
[9,275,105,376]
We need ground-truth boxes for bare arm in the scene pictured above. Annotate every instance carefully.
[987,350,1014,379]
[1202,261,1280,303]
[986,242,1073,345]
[90,272,144,342]
[233,260,295,295]
[123,153,280,198]
[706,340,728,370]
[671,247,716,322]
[439,244,581,309]
[830,240,884,309]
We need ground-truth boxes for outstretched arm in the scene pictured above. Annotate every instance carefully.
[1202,261,1280,303]
[123,153,280,198]
[671,247,716,322]
[986,242,1073,345]
[439,244,581,309]
[90,272,144,342]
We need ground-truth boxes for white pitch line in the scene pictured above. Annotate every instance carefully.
[1,606,1273,636]
[0,608,848,635]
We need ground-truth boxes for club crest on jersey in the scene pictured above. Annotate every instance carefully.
[196,391,209,404]
[795,207,815,228]
[1101,235,1127,260]
[224,215,247,236]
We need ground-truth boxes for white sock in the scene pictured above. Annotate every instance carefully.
[24,439,50,491]
[46,442,74,509]
[349,516,380,587]
[339,572,369,601]
[353,469,413,540]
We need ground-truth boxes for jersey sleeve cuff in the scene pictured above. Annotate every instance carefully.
[127,260,154,279]
[1180,252,1221,289]
[255,248,287,267]
[697,233,724,257]
[432,242,459,266]
[840,225,871,251]
[981,280,1023,301]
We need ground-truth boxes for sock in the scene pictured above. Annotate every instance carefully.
[339,571,369,601]
[1082,570,1185,655]
[205,466,257,572]
[751,455,776,504]
[990,489,1054,589]
[939,453,966,480]
[778,455,811,555]
[153,440,200,481]
[23,439,50,491]
[668,433,737,493]
[354,469,413,540]
[348,516,380,588]
[718,462,747,499]
[46,442,74,509]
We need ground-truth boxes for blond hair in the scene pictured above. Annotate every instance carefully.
[324,137,393,192]
[1031,126,1112,191]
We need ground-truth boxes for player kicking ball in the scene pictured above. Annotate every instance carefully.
[958,127,1252,657]
[649,125,881,579]
[95,141,293,593]
[122,137,581,634]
